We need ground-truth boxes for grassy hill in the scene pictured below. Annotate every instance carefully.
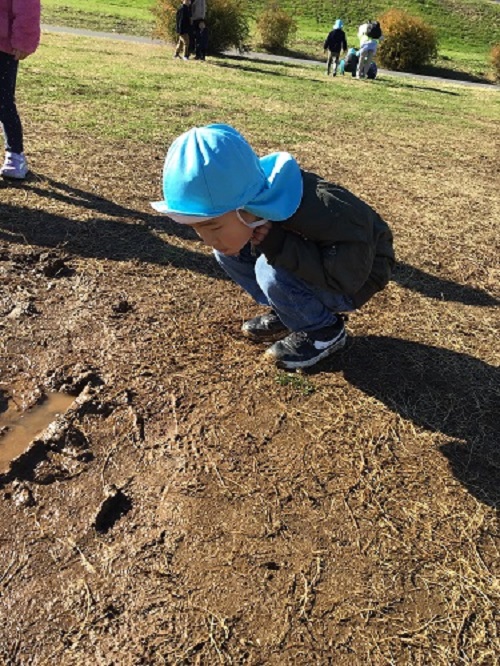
[41,0,500,80]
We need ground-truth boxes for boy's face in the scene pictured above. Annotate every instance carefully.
[193,210,254,256]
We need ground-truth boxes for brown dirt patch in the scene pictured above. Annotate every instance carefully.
[0,115,499,665]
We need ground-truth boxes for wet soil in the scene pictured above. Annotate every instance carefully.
[1,129,499,665]
[0,392,75,474]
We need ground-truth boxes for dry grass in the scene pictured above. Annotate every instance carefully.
[0,34,499,665]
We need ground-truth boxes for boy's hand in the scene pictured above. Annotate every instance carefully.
[251,221,272,245]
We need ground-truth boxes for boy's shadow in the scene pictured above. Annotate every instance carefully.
[393,261,499,306]
[0,175,226,279]
[323,336,499,508]
[3,176,497,307]
[19,174,197,241]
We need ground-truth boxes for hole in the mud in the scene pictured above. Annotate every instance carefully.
[0,390,8,414]
[94,489,132,534]
[0,393,75,474]
[264,561,280,570]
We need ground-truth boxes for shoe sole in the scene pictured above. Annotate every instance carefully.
[1,171,28,180]
[266,332,347,369]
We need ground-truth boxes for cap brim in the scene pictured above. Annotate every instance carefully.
[151,201,170,214]
[150,201,215,225]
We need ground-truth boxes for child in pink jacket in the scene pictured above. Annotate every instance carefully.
[0,0,40,180]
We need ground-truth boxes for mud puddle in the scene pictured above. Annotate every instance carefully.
[0,393,74,474]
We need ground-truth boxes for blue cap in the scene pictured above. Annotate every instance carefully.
[151,124,303,223]
[334,19,344,29]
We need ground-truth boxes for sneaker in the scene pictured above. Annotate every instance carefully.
[242,309,288,342]
[265,317,346,369]
[182,56,189,61]
[1,151,28,180]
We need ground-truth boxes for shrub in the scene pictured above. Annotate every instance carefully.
[377,9,438,71]
[153,0,250,53]
[491,44,500,81]
[256,1,297,51]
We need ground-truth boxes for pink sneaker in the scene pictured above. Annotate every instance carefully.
[1,152,29,180]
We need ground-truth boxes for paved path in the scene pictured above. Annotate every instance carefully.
[42,24,499,90]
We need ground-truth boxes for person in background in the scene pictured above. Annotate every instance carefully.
[195,20,208,61]
[174,0,192,61]
[152,124,395,370]
[342,47,359,78]
[190,0,206,57]
[0,0,41,180]
[323,19,347,77]
[357,21,382,79]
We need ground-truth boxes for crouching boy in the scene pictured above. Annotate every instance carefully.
[152,124,395,370]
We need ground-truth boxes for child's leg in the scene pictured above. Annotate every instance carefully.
[332,51,340,75]
[254,254,354,332]
[326,50,333,75]
[361,50,374,77]
[0,52,23,154]
[181,34,190,58]
[356,51,365,77]
[214,245,269,306]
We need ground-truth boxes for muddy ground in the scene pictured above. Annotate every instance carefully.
[1,114,499,664]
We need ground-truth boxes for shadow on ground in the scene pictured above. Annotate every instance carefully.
[378,78,462,95]
[393,261,499,306]
[211,59,312,80]
[0,175,226,280]
[323,335,500,508]
[411,62,491,85]
[222,50,495,86]
[2,175,497,307]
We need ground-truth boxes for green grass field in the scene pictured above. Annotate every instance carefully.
[27,32,499,148]
[41,0,500,80]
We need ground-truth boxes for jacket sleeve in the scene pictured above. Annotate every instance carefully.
[11,0,40,54]
[258,224,373,296]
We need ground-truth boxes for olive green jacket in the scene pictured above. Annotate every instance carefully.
[258,170,395,308]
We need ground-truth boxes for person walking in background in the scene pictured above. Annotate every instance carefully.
[342,48,359,78]
[194,20,208,61]
[356,20,382,79]
[0,0,41,180]
[174,0,192,61]
[323,19,347,77]
[190,0,206,57]
[190,0,206,27]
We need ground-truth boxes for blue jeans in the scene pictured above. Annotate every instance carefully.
[0,52,23,153]
[214,243,355,333]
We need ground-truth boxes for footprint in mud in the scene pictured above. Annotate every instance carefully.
[9,249,74,278]
[93,486,133,534]
[46,365,104,396]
